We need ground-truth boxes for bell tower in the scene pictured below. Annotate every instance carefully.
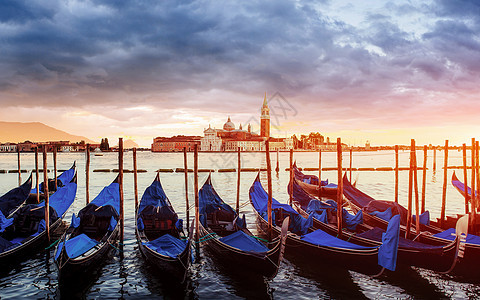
[260,92,270,139]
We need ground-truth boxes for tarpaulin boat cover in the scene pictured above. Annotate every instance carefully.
[293,164,329,186]
[0,174,32,216]
[365,201,408,225]
[145,234,187,258]
[434,228,480,245]
[55,233,99,260]
[89,181,120,214]
[250,177,312,235]
[32,164,75,194]
[138,177,172,214]
[0,236,18,253]
[378,214,400,271]
[37,181,77,216]
[0,210,13,232]
[71,213,80,228]
[357,226,444,254]
[199,176,238,226]
[370,207,392,221]
[452,175,478,198]
[301,228,375,250]
[306,199,362,230]
[412,211,430,226]
[219,230,269,253]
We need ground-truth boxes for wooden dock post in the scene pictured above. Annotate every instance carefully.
[349,147,353,182]
[476,141,480,217]
[133,148,138,211]
[86,144,90,205]
[53,145,57,191]
[421,145,427,213]
[118,138,124,245]
[440,140,449,228]
[275,149,279,173]
[17,145,21,186]
[406,139,414,239]
[35,146,40,204]
[266,140,273,239]
[336,138,343,237]
[236,147,241,215]
[472,139,476,227]
[413,141,420,235]
[183,147,189,232]
[433,147,437,172]
[289,148,293,206]
[43,147,50,242]
[318,148,322,198]
[194,144,199,248]
[395,145,399,203]
[463,144,469,214]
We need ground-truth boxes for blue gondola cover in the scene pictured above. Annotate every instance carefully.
[0,210,13,232]
[412,211,430,226]
[434,228,480,245]
[219,231,269,253]
[37,181,77,216]
[71,213,80,228]
[144,234,187,258]
[370,207,392,221]
[90,182,120,214]
[378,214,401,271]
[56,233,99,260]
[301,228,375,250]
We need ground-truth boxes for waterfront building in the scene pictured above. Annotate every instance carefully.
[0,143,17,152]
[151,135,202,152]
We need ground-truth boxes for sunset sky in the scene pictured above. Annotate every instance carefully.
[1,0,479,147]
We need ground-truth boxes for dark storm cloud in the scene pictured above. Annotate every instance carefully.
[1,0,480,126]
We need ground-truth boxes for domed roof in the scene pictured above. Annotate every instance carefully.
[223,116,235,131]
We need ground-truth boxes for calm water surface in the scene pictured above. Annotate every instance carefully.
[0,150,479,299]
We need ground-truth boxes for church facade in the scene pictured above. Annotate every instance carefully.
[200,94,293,151]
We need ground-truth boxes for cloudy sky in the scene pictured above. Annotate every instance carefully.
[1,0,480,147]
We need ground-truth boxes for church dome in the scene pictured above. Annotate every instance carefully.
[223,116,235,131]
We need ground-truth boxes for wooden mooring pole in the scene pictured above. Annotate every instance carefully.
[406,139,414,239]
[275,149,279,173]
[266,140,273,239]
[472,139,476,227]
[17,146,21,186]
[318,148,322,198]
[413,141,420,235]
[336,138,343,237]
[463,144,469,214]
[43,147,50,242]
[433,147,437,172]
[349,147,353,182]
[183,147,189,232]
[86,144,90,205]
[236,147,241,215]
[289,148,293,206]
[395,145,399,203]
[421,145,427,213]
[119,138,124,244]
[35,146,40,204]
[194,144,199,249]
[440,140,449,228]
[133,148,138,211]
[53,145,57,191]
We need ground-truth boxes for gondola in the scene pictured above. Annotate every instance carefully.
[28,162,77,203]
[342,174,480,280]
[451,171,478,210]
[54,176,120,278]
[292,163,337,199]
[249,174,401,275]
[0,174,32,221]
[0,173,77,264]
[289,175,458,273]
[136,173,193,280]
[198,173,287,279]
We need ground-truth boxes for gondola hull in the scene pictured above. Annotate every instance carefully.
[136,227,191,280]
[252,209,382,275]
[0,217,63,265]
[292,202,457,273]
[56,224,120,279]
[198,223,283,278]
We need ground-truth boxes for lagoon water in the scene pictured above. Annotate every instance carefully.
[0,150,479,299]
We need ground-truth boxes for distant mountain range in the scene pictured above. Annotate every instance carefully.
[0,121,95,143]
